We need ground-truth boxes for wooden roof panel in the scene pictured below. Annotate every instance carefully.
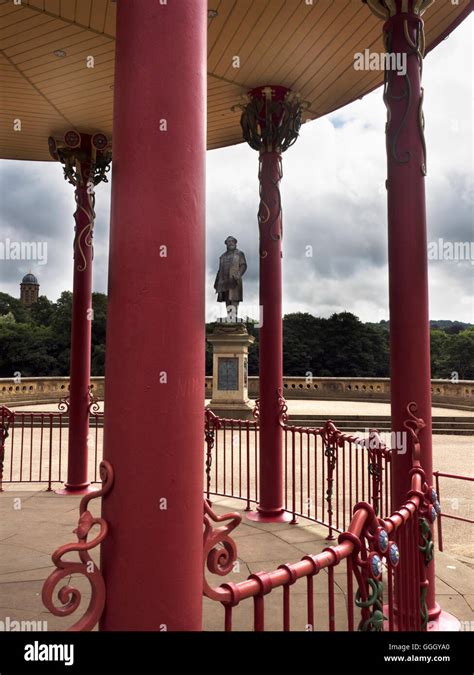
[0,0,469,160]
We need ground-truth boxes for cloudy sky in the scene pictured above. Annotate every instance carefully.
[0,15,472,324]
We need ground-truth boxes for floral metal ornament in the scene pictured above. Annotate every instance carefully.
[375,527,389,554]
[388,542,400,567]
[42,460,114,631]
[236,86,305,154]
[419,516,434,565]
[235,86,308,252]
[369,552,384,580]
[362,0,434,20]
[355,578,386,631]
[48,131,112,188]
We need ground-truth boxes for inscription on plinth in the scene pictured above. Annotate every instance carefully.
[218,357,239,391]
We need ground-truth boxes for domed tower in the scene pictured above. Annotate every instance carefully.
[20,272,39,306]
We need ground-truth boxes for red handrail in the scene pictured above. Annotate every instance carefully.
[203,402,439,631]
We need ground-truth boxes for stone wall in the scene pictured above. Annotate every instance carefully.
[0,377,105,407]
[2,376,471,409]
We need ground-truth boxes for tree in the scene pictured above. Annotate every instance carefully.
[29,295,55,326]
[430,329,449,379]
[444,328,474,380]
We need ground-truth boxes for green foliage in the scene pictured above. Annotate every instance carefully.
[0,291,107,377]
[0,290,471,380]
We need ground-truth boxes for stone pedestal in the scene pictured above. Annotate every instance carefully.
[207,324,255,420]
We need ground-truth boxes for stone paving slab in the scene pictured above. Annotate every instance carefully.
[1,491,473,631]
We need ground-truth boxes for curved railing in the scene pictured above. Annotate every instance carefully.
[203,403,440,631]
[204,397,391,536]
[0,396,103,491]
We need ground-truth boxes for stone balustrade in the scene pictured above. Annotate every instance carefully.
[0,377,105,407]
[1,376,472,409]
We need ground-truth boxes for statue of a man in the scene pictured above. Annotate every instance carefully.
[214,236,247,321]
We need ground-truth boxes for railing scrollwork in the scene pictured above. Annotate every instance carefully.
[42,460,114,631]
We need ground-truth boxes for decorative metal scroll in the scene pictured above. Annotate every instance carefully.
[368,429,384,516]
[403,401,426,460]
[277,388,288,426]
[48,131,112,188]
[48,131,111,273]
[73,188,95,272]
[0,407,14,492]
[42,460,114,631]
[57,394,70,413]
[87,386,100,415]
[203,500,242,602]
[252,398,260,422]
[402,402,441,629]
[377,2,429,175]
[257,150,283,246]
[204,409,218,501]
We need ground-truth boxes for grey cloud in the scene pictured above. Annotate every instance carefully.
[1,17,472,324]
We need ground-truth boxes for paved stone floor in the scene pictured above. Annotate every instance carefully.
[0,491,472,632]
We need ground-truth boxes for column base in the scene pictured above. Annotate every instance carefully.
[426,609,461,633]
[247,507,293,523]
[55,482,98,496]
[383,604,460,631]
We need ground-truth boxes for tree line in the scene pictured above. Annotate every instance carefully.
[0,292,472,380]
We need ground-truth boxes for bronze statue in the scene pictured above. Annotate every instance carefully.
[214,236,247,321]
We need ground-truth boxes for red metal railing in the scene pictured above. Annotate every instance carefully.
[204,409,259,510]
[204,403,391,533]
[278,392,391,533]
[3,404,470,566]
[0,405,103,491]
[433,470,474,552]
[203,403,440,631]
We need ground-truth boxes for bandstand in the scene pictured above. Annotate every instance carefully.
[0,0,472,633]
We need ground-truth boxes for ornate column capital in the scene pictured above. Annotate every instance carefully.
[48,130,112,188]
[235,85,305,154]
[363,0,434,20]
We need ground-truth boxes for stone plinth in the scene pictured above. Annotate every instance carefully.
[207,324,255,419]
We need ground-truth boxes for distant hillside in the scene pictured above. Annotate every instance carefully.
[377,320,472,334]
[429,320,472,333]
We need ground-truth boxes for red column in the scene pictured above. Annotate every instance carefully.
[100,0,206,630]
[252,149,287,521]
[241,86,302,522]
[48,131,111,495]
[381,1,438,619]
